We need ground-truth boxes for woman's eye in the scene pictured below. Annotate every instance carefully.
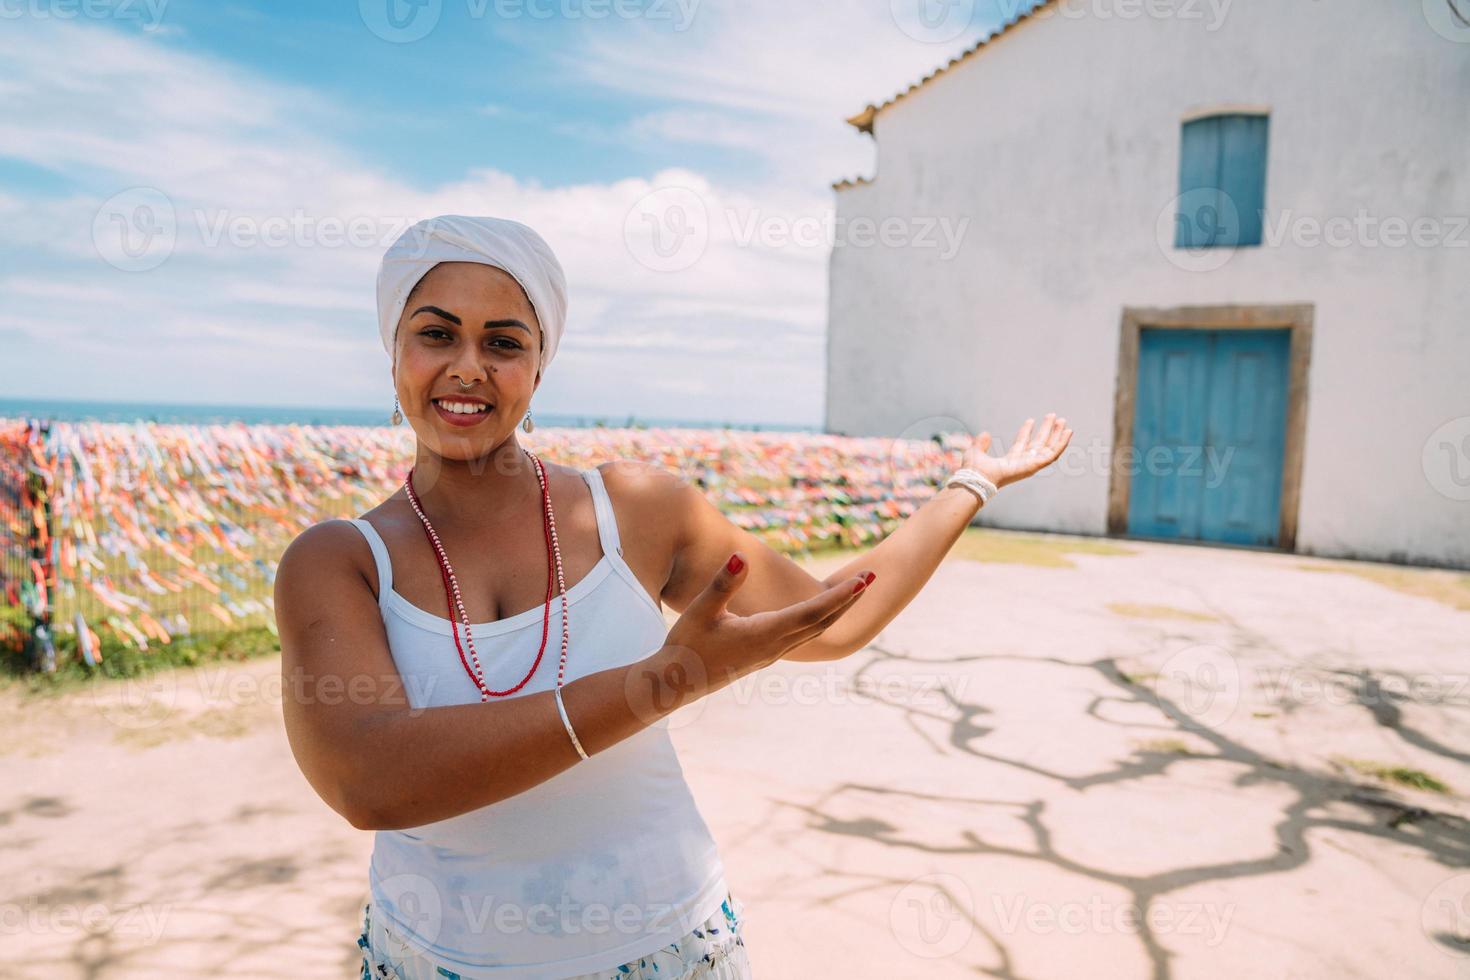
[416,327,519,347]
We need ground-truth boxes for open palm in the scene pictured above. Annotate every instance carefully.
[963,413,1073,489]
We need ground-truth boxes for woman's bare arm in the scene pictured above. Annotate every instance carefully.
[275,518,868,830]
[275,520,696,830]
[649,471,981,663]
[630,415,1073,663]
[797,485,983,657]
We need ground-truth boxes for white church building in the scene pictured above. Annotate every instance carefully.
[826,0,1470,568]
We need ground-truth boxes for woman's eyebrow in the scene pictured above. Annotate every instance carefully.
[483,319,531,334]
[410,306,528,334]
[411,305,460,325]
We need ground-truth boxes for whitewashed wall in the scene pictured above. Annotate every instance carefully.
[828,0,1470,567]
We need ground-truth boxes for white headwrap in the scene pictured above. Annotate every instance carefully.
[376,215,567,376]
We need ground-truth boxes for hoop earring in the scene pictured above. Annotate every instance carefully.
[391,396,403,426]
[521,409,534,433]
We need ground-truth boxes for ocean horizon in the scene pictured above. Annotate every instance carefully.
[0,397,820,433]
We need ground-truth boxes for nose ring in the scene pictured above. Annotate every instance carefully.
[458,378,475,388]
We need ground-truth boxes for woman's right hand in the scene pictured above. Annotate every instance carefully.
[659,552,874,700]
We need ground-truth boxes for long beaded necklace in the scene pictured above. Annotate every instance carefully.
[402,448,569,702]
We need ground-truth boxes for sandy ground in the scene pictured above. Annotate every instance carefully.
[3,531,1469,979]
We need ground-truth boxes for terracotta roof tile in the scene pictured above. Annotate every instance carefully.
[846,0,1060,135]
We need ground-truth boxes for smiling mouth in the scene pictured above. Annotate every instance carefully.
[432,399,494,424]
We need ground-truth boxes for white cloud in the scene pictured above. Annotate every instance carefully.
[221,282,368,312]
[560,0,987,187]
[0,6,995,425]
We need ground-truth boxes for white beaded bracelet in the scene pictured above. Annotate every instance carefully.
[944,467,999,506]
[554,687,590,761]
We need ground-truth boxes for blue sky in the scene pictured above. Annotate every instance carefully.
[0,0,1024,426]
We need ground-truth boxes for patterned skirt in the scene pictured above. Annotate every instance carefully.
[358,891,752,980]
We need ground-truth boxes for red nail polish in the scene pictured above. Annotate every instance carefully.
[864,572,876,585]
[727,554,744,574]
[852,580,866,594]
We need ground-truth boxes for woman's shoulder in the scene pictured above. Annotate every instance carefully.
[278,517,376,580]
[589,459,704,562]
[278,491,405,584]
[591,458,690,512]
[271,518,387,633]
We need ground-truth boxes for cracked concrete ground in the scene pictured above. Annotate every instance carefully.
[3,530,1468,978]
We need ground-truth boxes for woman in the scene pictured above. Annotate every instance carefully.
[274,215,1072,979]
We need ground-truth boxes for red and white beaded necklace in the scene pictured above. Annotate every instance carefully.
[401,448,569,701]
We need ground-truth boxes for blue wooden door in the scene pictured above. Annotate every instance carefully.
[1128,328,1290,546]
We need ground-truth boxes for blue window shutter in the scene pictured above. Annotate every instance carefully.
[1219,114,1269,247]
[1177,117,1224,248]
[1176,114,1268,249]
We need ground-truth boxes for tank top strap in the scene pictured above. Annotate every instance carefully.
[579,465,624,559]
[346,518,393,608]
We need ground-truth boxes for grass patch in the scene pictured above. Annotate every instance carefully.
[1,626,280,697]
[1298,562,1470,612]
[1134,737,1199,756]
[114,704,259,750]
[1335,757,1451,794]
[949,527,1136,568]
[0,603,37,675]
[1106,602,1219,622]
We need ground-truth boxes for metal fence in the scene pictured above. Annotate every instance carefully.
[0,417,954,674]
[0,418,400,672]
[1,420,52,670]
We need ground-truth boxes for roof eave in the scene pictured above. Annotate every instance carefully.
[840,0,1060,138]
[845,105,877,136]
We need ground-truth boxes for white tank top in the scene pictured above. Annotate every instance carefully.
[347,465,728,978]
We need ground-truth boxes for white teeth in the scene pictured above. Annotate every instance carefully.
[437,401,488,415]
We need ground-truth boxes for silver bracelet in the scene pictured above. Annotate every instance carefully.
[554,687,590,761]
[944,467,999,506]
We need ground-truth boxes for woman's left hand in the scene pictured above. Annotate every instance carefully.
[963,413,1073,490]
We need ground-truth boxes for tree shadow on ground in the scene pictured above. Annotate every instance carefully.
[765,641,1469,980]
[1,799,367,978]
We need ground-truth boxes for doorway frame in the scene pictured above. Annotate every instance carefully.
[1106,303,1314,550]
